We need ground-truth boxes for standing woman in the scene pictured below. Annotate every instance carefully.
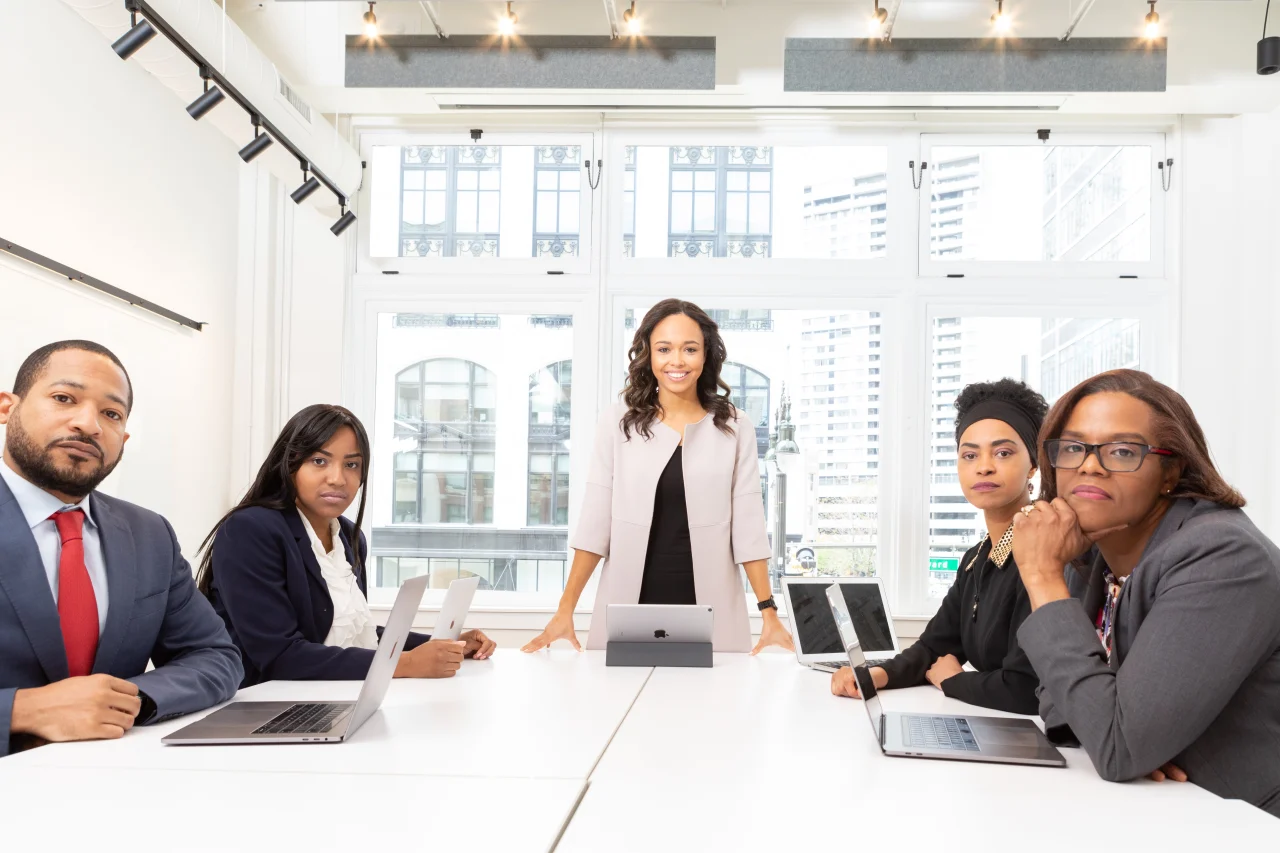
[1012,370,1280,815]
[522,299,794,654]
[197,405,494,688]
[831,379,1050,714]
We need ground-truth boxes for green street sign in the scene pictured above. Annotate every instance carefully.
[929,558,960,573]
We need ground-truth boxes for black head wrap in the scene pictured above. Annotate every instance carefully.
[955,400,1042,467]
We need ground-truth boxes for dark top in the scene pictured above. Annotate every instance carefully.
[1021,499,1280,815]
[206,506,430,688]
[638,447,697,606]
[877,536,1041,714]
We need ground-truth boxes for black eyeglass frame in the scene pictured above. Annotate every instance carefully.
[1045,439,1176,473]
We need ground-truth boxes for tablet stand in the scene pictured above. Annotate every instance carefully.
[605,641,713,668]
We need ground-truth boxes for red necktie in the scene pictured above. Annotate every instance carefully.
[52,510,98,677]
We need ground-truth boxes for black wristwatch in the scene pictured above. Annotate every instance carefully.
[757,597,778,613]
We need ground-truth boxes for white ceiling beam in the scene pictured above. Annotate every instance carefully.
[1061,0,1100,42]
[418,1,446,39]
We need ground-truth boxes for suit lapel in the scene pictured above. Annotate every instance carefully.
[93,495,137,675]
[285,508,325,586]
[0,476,68,682]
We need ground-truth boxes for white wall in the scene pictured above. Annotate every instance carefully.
[0,0,240,556]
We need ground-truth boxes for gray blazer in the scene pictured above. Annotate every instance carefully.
[0,476,243,756]
[1018,498,1280,816]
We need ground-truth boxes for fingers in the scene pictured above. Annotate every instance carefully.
[106,677,140,696]
[1162,763,1188,782]
[473,634,496,660]
[569,633,583,652]
[103,708,138,731]
[108,692,142,719]
[1150,768,1166,782]
[749,639,762,656]
[97,724,127,740]
[520,633,549,653]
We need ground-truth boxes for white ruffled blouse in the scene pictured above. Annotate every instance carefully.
[299,509,379,650]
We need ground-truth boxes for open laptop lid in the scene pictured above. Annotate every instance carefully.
[431,576,481,641]
[783,577,899,666]
[826,584,886,746]
[346,574,429,735]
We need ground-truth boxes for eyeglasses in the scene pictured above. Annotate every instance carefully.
[1045,439,1175,473]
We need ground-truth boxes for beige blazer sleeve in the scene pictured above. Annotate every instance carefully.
[729,414,771,566]
[568,406,616,558]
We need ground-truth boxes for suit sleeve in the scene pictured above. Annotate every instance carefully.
[213,513,377,682]
[1,688,16,757]
[127,518,243,722]
[879,562,968,689]
[355,529,431,652]
[940,582,1040,714]
[729,417,771,566]
[568,408,616,558]
[1018,530,1280,781]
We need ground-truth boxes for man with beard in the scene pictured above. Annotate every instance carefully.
[0,341,241,756]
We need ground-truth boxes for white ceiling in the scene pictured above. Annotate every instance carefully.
[224,0,1280,117]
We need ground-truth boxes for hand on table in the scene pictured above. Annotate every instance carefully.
[10,675,141,743]
[1149,763,1188,783]
[750,611,796,655]
[925,654,964,690]
[460,629,496,660]
[395,639,466,678]
[830,665,887,699]
[521,611,581,653]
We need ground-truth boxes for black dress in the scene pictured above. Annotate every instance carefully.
[875,537,1041,715]
[638,447,697,605]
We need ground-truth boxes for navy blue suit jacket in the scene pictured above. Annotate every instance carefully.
[207,506,430,687]
[0,476,243,758]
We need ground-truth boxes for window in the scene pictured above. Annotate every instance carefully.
[533,146,582,258]
[398,146,501,258]
[626,146,889,259]
[926,316,1141,599]
[372,312,576,594]
[528,360,572,526]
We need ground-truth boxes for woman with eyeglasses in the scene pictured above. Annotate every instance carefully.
[831,379,1051,714]
[1011,369,1280,816]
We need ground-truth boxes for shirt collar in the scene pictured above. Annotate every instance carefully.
[0,458,95,531]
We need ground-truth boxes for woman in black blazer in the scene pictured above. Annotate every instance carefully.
[196,405,494,688]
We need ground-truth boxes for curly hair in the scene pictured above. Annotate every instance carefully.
[620,299,736,441]
[954,378,1049,425]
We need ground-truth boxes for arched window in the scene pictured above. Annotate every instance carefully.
[393,358,496,524]
[723,361,770,458]
[528,360,572,526]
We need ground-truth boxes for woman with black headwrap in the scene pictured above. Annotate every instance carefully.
[831,379,1050,714]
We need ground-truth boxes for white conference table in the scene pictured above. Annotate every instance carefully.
[557,654,1280,852]
[3,649,648,780]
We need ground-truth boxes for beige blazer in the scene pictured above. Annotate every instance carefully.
[571,402,771,652]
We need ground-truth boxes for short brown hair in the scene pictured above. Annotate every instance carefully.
[1039,369,1244,508]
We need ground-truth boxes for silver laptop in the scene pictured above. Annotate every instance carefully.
[606,603,713,644]
[825,584,1066,767]
[430,576,481,641]
[783,576,899,673]
[163,575,429,745]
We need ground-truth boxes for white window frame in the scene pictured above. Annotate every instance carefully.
[917,132,1168,280]
[356,131,598,276]
[345,278,602,611]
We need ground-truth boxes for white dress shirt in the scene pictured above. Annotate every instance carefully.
[298,508,378,650]
[1,458,110,634]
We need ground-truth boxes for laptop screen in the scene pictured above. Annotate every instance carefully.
[785,580,895,656]
[825,584,886,737]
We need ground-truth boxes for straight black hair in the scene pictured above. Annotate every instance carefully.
[195,405,372,597]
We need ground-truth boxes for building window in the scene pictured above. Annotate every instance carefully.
[399,146,501,258]
[533,146,581,258]
[623,146,636,258]
[669,146,773,259]
[393,358,496,524]
[528,360,572,526]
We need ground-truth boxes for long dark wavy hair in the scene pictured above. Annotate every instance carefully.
[620,299,737,441]
[195,405,372,597]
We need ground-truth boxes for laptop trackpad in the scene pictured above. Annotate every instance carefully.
[971,720,1046,747]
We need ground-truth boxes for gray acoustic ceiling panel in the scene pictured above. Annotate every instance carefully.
[345,36,716,90]
[784,38,1166,93]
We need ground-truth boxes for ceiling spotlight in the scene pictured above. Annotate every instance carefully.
[1261,0,1279,75]
[498,2,517,37]
[869,0,888,36]
[112,15,156,60]
[363,2,379,39]
[1143,1,1160,40]
[238,117,274,163]
[291,166,321,205]
[331,205,357,236]
[622,2,641,37]
[991,0,1011,35]
[186,70,225,121]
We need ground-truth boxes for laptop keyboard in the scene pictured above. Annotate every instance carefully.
[903,715,980,752]
[252,703,349,735]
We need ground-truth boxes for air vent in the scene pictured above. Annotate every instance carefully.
[277,73,312,124]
